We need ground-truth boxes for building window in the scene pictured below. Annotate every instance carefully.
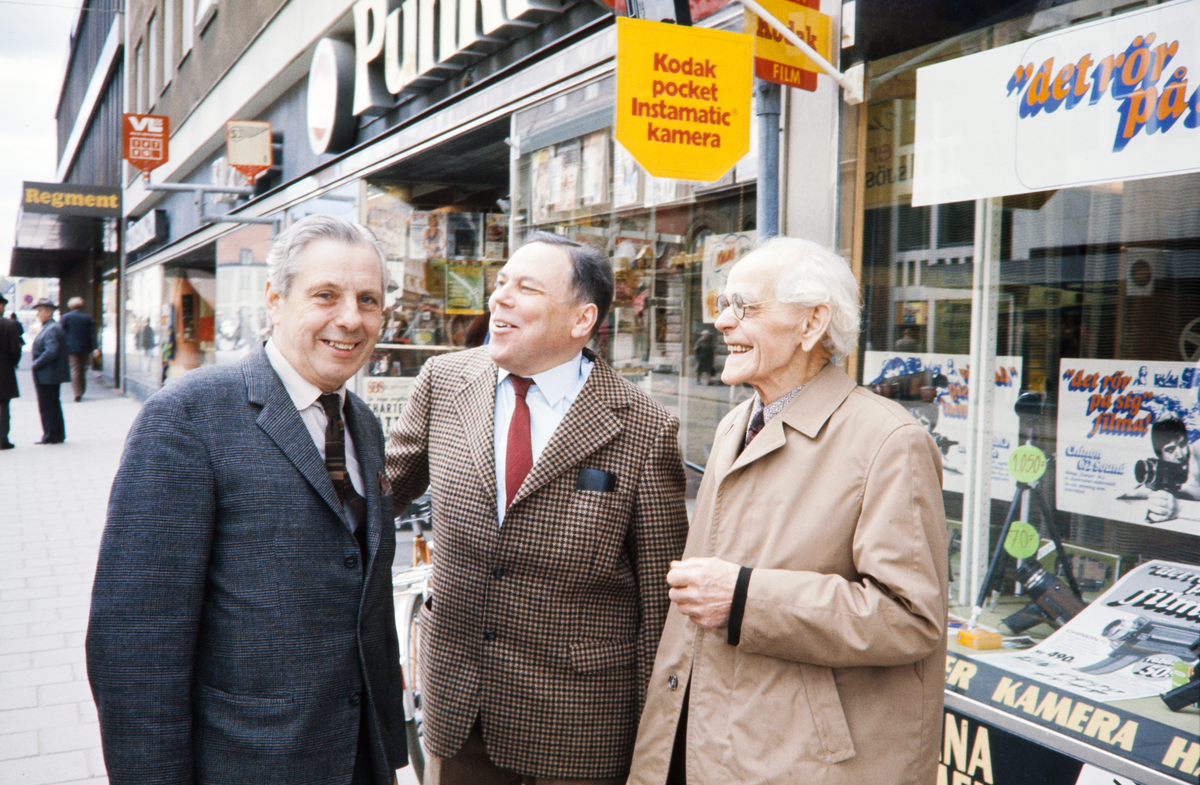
[163,0,176,88]
[181,0,194,57]
[134,38,146,113]
[148,12,161,103]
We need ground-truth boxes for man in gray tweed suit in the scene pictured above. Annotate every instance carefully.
[87,215,407,785]
[386,232,689,785]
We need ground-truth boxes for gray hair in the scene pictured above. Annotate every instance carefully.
[68,297,85,310]
[752,237,860,363]
[266,214,388,297]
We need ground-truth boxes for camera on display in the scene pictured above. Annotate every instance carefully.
[1134,457,1189,495]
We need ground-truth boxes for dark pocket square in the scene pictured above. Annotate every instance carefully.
[577,468,617,492]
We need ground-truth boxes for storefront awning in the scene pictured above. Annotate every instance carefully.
[10,181,120,278]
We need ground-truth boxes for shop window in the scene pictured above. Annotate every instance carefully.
[857,5,1200,743]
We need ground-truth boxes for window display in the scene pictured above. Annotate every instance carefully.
[858,4,1200,781]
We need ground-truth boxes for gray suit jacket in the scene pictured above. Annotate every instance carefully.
[31,319,70,385]
[87,347,407,785]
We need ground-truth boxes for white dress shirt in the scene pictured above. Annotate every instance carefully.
[265,338,366,530]
[493,352,594,526]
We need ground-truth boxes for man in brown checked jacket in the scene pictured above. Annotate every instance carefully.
[385,232,688,785]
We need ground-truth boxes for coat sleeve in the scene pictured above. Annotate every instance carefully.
[31,325,61,370]
[737,422,947,668]
[384,357,434,507]
[86,393,216,785]
[628,415,690,711]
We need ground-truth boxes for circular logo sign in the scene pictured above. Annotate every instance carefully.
[1008,444,1048,484]
[307,38,356,156]
[1003,520,1040,559]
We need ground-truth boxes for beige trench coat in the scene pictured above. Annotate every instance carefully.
[628,363,948,785]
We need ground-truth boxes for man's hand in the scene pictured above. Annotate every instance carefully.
[1146,490,1178,522]
[667,557,740,629]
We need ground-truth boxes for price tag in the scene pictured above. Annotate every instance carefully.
[1004,520,1041,559]
[1008,444,1047,483]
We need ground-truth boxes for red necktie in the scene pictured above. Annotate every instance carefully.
[506,376,534,510]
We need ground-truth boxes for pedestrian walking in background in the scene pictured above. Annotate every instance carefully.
[0,293,22,450]
[385,232,689,785]
[693,328,715,385]
[87,215,408,784]
[30,298,69,445]
[60,296,97,401]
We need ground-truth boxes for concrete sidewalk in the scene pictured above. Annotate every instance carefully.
[1,360,139,784]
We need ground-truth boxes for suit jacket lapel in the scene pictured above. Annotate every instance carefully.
[454,355,500,502]
[244,348,348,526]
[510,355,624,508]
[345,394,382,562]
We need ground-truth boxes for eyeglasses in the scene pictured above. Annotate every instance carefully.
[715,292,783,320]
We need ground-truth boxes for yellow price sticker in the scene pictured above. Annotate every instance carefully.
[1004,520,1040,559]
[1008,444,1047,484]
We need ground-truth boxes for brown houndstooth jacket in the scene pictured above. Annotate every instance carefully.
[385,347,688,779]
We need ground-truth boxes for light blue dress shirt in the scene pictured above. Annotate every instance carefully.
[493,352,594,526]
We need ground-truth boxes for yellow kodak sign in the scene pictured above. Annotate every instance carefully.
[744,0,833,92]
[615,17,752,182]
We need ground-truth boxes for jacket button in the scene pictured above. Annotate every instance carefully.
[344,555,358,569]
[492,566,504,579]
[483,630,497,642]
[349,691,362,705]
[667,674,678,691]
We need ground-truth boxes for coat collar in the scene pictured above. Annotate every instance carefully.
[723,362,857,475]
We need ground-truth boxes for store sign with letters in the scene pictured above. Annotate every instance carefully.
[123,113,169,176]
[913,0,1200,206]
[22,182,120,217]
[308,0,564,154]
[615,17,752,181]
[743,0,832,92]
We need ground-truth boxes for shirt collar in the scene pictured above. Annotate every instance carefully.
[751,384,805,426]
[497,352,588,408]
[265,338,345,412]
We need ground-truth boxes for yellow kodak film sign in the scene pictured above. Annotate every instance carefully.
[744,0,833,92]
[615,17,752,182]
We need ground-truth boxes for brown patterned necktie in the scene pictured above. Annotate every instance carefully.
[319,393,368,529]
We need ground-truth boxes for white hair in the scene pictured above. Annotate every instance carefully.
[265,214,388,297]
[752,237,861,363]
[68,297,85,310]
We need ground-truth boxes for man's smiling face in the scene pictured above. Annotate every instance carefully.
[265,238,383,392]
[487,242,594,376]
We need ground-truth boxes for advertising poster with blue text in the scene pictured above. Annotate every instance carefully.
[914,0,1200,205]
[1056,358,1200,535]
[862,352,1023,500]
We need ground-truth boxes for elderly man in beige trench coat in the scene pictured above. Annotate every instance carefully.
[627,238,949,785]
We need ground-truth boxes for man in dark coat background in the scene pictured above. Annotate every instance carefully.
[87,214,408,785]
[60,296,97,402]
[30,298,70,445]
[0,293,22,450]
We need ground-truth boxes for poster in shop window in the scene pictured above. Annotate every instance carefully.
[862,352,1024,500]
[700,232,755,323]
[1055,358,1200,535]
[987,560,1200,702]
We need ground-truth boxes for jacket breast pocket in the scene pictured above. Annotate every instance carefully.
[568,637,637,674]
[565,491,631,568]
[799,663,856,764]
